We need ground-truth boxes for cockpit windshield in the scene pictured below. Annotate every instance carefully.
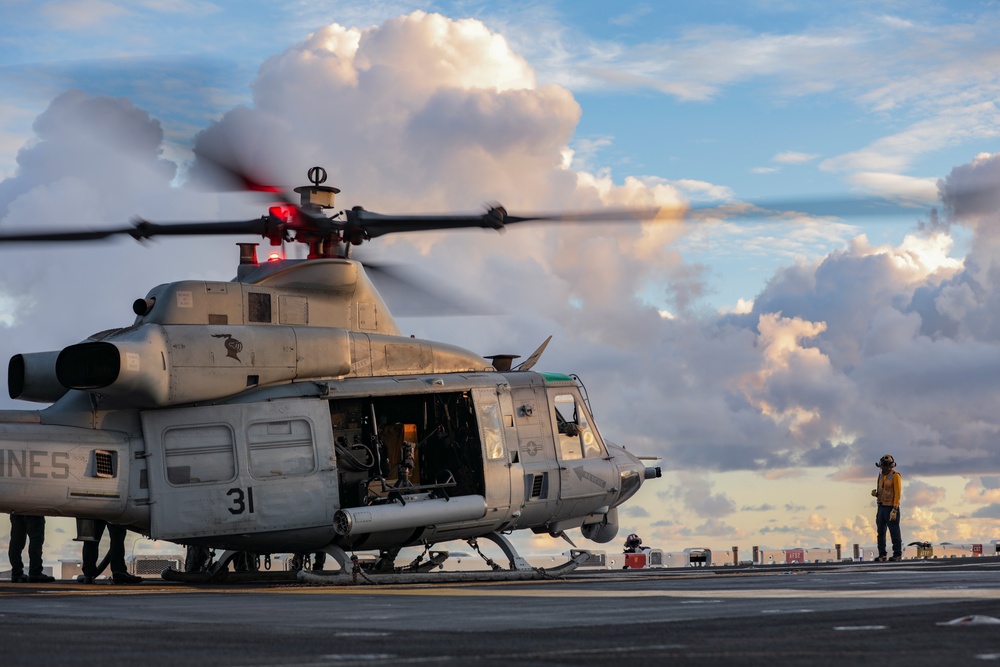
[553,393,602,460]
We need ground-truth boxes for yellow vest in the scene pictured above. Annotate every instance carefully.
[877,471,901,507]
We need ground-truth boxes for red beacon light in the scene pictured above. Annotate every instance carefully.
[267,251,283,262]
[268,204,297,223]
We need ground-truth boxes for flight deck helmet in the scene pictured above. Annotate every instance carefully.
[877,454,896,469]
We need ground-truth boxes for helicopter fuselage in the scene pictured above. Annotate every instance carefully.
[1,255,658,566]
[0,370,649,555]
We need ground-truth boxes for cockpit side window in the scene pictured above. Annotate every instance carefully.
[554,393,602,460]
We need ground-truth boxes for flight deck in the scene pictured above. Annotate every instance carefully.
[3,558,1000,666]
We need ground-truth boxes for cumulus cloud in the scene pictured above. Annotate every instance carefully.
[660,473,737,518]
[905,479,947,507]
[971,505,1000,519]
[961,477,1000,507]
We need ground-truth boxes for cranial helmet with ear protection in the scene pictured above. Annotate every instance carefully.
[877,454,896,468]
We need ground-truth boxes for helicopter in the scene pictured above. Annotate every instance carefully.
[0,165,662,579]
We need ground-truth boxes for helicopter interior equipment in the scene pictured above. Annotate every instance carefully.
[0,165,662,581]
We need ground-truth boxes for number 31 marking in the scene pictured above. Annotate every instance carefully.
[227,486,255,515]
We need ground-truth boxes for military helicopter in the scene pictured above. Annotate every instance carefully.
[0,164,662,580]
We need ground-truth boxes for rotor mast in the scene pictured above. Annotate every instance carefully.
[292,166,343,259]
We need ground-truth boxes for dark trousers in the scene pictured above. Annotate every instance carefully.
[876,504,902,558]
[291,552,327,571]
[82,521,128,577]
[8,515,46,577]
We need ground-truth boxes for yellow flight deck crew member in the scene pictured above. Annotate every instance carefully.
[871,454,902,561]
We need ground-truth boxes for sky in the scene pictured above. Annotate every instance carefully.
[3,0,1000,567]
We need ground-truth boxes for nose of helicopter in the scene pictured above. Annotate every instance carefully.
[605,442,661,507]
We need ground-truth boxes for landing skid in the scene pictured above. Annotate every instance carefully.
[163,550,270,583]
[161,535,591,585]
[313,530,536,578]
[475,532,534,571]
[297,547,593,585]
[161,568,300,584]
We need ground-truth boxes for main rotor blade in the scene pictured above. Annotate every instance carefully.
[347,207,508,239]
[0,218,272,243]
[363,261,498,316]
[0,228,127,242]
[348,194,934,241]
[188,138,300,206]
[348,206,677,238]
[504,196,935,225]
[128,217,272,239]
[502,208,667,224]
[686,196,934,220]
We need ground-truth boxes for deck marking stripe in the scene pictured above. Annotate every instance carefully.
[276,587,1000,599]
[6,585,1000,600]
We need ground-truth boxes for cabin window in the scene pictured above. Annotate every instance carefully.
[162,424,236,486]
[247,419,317,479]
[477,401,505,460]
[554,394,601,460]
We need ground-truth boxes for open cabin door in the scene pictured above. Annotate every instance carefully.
[142,399,337,541]
[471,387,512,515]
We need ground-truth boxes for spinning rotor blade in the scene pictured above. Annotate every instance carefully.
[362,261,498,316]
[191,157,288,198]
[686,195,933,221]
[344,193,924,241]
[346,205,668,240]
[188,133,300,205]
[185,150,343,241]
[345,207,509,239]
[0,228,127,242]
[498,195,936,226]
[128,218,274,239]
[0,217,273,243]
[502,207,670,224]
